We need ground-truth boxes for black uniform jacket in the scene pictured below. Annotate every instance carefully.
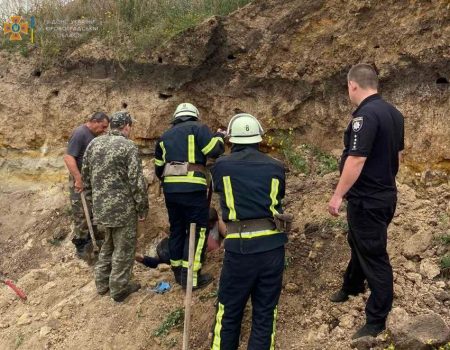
[155,119,225,193]
[341,94,404,208]
[212,144,288,254]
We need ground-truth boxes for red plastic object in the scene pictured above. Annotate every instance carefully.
[3,280,27,301]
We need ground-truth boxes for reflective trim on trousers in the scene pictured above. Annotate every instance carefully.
[211,302,225,350]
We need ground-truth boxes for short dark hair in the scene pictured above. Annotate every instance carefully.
[89,112,109,123]
[347,63,378,90]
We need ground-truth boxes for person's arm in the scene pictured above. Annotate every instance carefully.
[197,124,225,159]
[328,156,366,216]
[65,130,84,192]
[154,139,165,180]
[217,216,227,237]
[64,154,83,192]
[128,144,149,221]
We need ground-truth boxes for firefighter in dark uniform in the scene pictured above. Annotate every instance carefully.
[211,113,288,350]
[328,63,405,339]
[154,103,225,289]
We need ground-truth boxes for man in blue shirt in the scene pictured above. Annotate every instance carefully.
[64,112,109,259]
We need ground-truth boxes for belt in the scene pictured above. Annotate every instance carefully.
[188,163,207,176]
[226,218,276,234]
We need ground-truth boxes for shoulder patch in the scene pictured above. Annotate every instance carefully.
[352,117,364,132]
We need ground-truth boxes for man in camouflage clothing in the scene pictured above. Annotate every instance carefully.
[82,111,149,302]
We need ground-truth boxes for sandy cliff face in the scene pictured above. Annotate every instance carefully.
[0,0,449,185]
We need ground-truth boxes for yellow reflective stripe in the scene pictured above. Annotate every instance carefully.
[160,141,166,162]
[170,259,182,267]
[194,228,206,272]
[164,176,207,185]
[270,306,278,350]
[154,158,164,166]
[202,136,223,155]
[223,176,236,221]
[211,302,225,350]
[226,229,281,239]
[269,178,280,216]
[188,134,195,163]
[182,260,202,270]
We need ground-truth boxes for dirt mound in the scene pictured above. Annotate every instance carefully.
[1,172,449,350]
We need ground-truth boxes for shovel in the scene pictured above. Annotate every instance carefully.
[0,275,27,301]
[80,191,99,254]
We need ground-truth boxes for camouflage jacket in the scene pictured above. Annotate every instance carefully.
[81,130,149,227]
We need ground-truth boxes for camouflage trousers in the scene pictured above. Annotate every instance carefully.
[69,178,99,247]
[94,220,137,299]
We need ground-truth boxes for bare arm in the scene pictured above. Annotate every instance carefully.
[217,216,227,237]
[328,156,367,216]
[63,154,83,192]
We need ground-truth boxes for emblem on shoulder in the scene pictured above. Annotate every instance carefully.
[352,117,364,132]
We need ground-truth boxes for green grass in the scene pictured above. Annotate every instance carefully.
[323,217,348,231]
[199,290,218,302]
[284,255,294,269]
[15,333,24,349]
[1,0,252,66]
[440,234,450,245]
[47,238,62,246]
[441,255,450,270]
[266,130,338,175]
[439,213,449,226]
[153,307,184,337]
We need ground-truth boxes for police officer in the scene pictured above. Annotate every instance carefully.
[63,112,109,258]
[154,103,225,289]
[328,63,404,338]
[210,113,287,350]
[82,111,149,302]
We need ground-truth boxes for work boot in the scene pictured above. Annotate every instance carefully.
[330,289,350,303]
[330,289,364,303]
[112,282,141,302]
[352,322,385,339]
[181,273,213,290]
[172,267,182,285]
[74,239,91,261]
[97,287,109,296]
[193,273,213,290]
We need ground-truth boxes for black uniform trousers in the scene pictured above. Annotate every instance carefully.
[164,191,209,287]
[211,246,285,350]
[342,200,396,325]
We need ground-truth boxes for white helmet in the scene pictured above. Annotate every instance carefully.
[172,103,200,121]
[227,113,264,144]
